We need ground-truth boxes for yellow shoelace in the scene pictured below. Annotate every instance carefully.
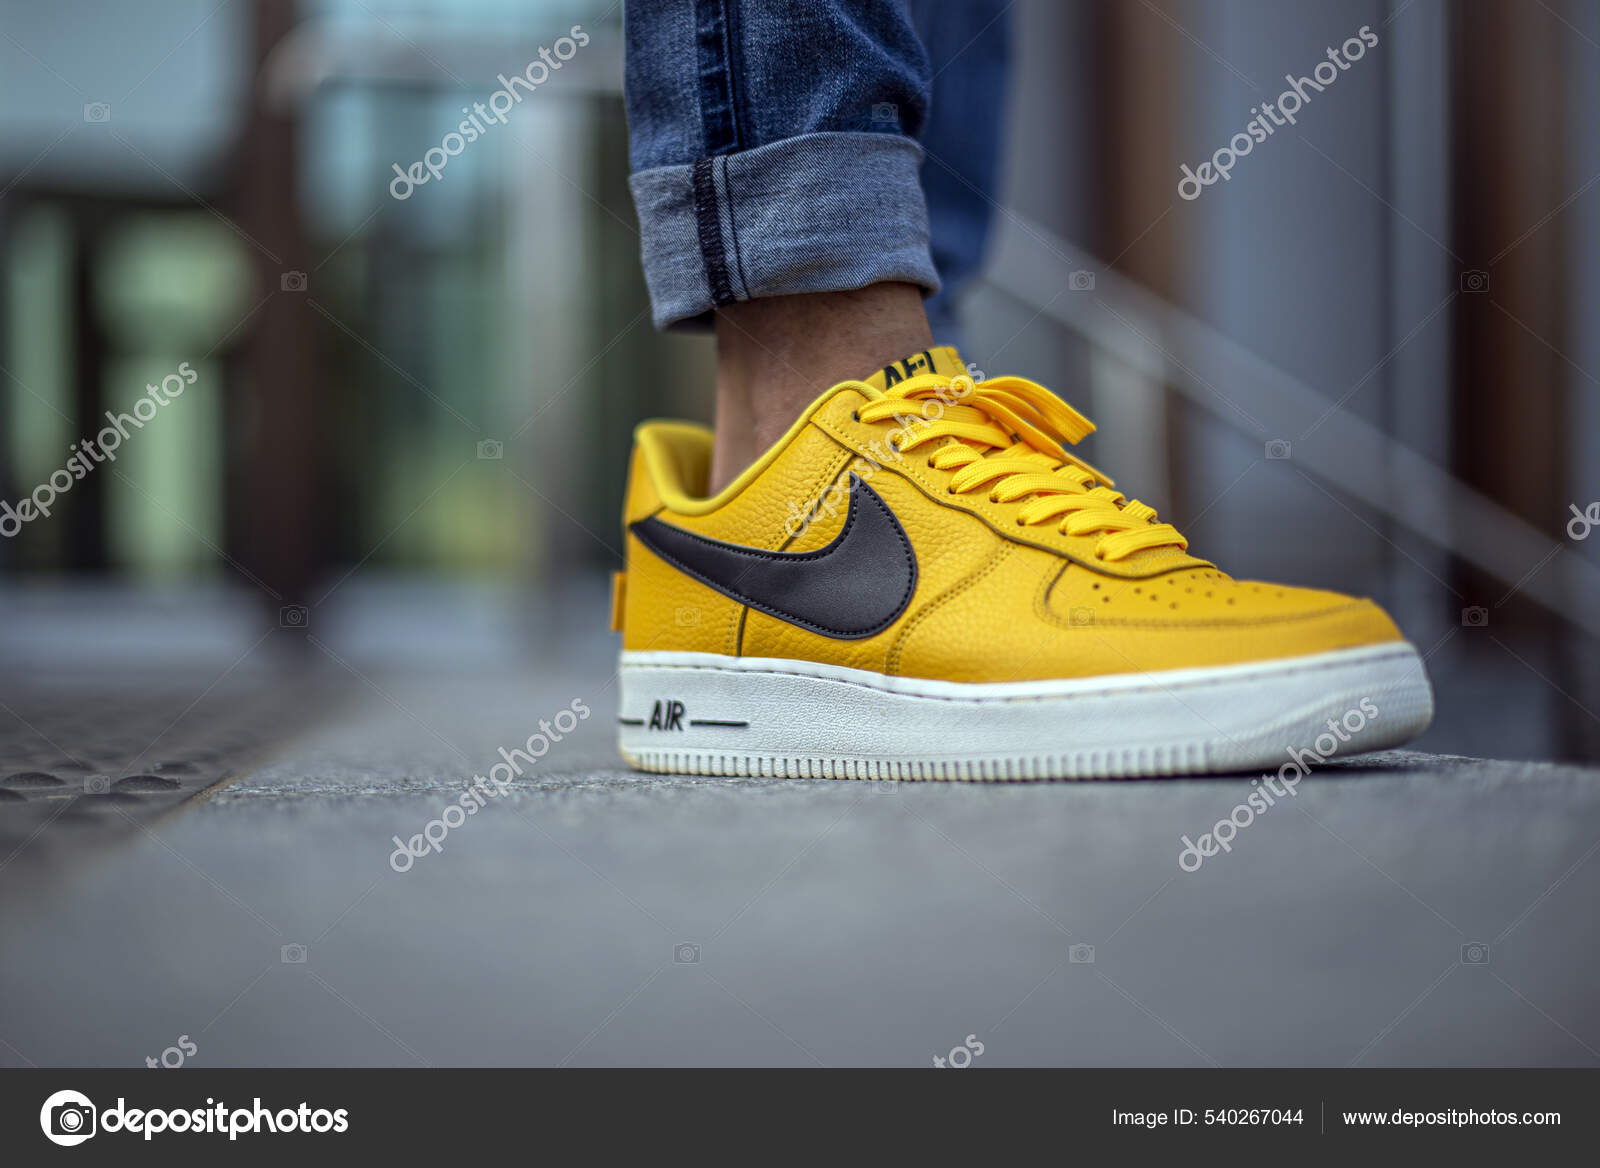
[856,373,1189,562]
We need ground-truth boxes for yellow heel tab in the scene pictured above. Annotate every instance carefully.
[609,570,627,633]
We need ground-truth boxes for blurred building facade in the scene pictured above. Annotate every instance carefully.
[1,0,1596,760]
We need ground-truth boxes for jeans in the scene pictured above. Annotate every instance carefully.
[623,0,1011,344]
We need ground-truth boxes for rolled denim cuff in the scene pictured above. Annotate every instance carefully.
[628,131,940,330]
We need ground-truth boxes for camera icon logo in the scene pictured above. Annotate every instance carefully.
[674,942,700,964]
[1069,606,1095,627]
[83,102,111,123]
[1460,942,1491,965]
[1265,439,1292,460]
[40,1089,97,1146]
[477,439,503,460]
[1459,269,1489,293]
[673,605,700,628]
[280,270,307,292]
[279,604,309,629]
[871,102,898,124]
[281,943,308,964]
[1069,943,1095,964]
[1461,606,1489,628]
[82,775,111,795]
[1068,269,1096,292]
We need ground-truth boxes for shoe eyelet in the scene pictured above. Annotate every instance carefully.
[946,486,956,495]
[926,458,936,468]
[1015,518,1025,526]
[851,410,860,422]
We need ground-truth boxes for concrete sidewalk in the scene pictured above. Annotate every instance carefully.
[1,584,1597,1067]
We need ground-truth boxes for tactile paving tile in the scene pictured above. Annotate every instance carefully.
[0,674,336,874]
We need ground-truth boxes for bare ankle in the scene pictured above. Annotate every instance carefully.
[708,283,932,494]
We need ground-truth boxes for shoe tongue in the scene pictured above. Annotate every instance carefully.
[860,345,968,392]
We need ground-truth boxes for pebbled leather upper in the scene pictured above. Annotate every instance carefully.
[618,377,1404,682]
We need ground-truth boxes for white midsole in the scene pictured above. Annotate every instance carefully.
[615,644,1435,780]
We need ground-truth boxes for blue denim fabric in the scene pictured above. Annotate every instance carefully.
[908,0,1011,348]
[624,0,1010,337]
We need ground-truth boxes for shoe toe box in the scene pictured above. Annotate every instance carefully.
[1038,567,1405,676]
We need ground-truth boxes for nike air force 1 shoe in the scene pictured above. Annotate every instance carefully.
[611,346,1433,779]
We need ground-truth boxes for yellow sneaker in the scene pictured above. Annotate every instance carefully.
[612,345,1433,779]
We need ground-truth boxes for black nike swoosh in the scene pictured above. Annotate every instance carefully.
[628,474,917,640]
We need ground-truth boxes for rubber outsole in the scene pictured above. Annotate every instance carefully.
[616,643,1435,782]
